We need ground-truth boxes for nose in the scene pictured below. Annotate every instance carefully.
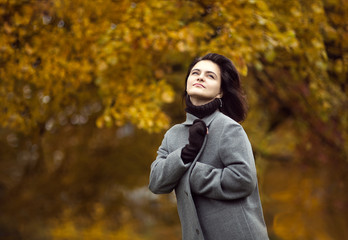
[196,73,204,81]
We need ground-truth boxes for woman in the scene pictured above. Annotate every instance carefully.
[149,53,269,240]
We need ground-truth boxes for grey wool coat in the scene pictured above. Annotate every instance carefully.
[149,110,269,240]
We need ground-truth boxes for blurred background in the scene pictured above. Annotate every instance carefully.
[0,0,347,239]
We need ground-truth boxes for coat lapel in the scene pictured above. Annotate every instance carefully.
[177,111,221,239]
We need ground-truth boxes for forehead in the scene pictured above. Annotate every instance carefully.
[192,60,220,75]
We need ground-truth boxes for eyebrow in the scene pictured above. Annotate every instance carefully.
[191,68,218,78]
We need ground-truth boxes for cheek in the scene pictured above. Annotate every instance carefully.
[216,80,222,92]
[186,77,193,88]
[214,82,222,92]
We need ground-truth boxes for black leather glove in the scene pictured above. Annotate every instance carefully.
[181,119,207,164]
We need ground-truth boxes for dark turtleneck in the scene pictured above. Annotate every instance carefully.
[185,95,221,119]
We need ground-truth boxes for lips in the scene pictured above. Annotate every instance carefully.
[193,83,205,88]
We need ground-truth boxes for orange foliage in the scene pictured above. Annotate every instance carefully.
[0,0,347,239]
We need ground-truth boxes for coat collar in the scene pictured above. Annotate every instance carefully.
[182,110,220,127]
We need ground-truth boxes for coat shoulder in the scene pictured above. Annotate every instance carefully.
[213,112,242,128]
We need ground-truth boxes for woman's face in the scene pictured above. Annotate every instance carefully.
[186,60,222,106]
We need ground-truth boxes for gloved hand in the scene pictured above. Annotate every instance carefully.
[181,119,207,164]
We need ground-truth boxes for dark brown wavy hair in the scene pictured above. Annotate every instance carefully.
[184,53,248,122]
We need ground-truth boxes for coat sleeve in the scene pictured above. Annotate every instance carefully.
[190,123,257,200]
[149,131,191,194]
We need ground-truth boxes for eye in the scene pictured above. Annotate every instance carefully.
[191,71,199,75]
[208,74,215,79]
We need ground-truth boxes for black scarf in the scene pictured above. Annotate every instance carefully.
[185,96,221,119]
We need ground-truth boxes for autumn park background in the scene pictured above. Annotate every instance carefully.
[0,0,347,239]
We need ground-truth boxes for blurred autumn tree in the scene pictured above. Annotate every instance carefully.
[0,0,347,239]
